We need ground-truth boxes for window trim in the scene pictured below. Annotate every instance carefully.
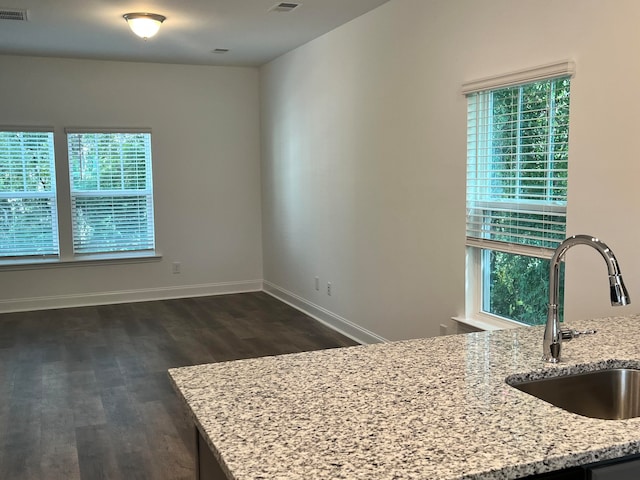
[464,245,545,329]
[461,60,575,95]
[0,250,162,272]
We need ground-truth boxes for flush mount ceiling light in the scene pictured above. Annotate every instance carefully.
[123,13,166,39]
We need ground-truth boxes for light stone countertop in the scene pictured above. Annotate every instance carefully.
[168,314,640,480]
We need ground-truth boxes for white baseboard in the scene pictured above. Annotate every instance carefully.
[0,280,263,314]
[263,280,387,345]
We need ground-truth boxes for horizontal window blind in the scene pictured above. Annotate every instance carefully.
[67,131,155,254]
[0,129,59,258]
[466,76,570,252]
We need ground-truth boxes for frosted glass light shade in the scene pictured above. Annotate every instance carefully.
[123,13,166,39]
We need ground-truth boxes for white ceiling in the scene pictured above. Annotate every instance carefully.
[0,0,390,67]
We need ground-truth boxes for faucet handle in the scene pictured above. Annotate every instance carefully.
[560,327,597,341]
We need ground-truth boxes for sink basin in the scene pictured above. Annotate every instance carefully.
[509,368,640,420]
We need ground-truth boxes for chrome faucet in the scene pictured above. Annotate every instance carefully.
[543,235,630,363]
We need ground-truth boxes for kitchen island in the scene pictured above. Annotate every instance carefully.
[168,314,640,479]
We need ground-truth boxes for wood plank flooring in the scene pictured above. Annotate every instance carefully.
[0,292,358,480]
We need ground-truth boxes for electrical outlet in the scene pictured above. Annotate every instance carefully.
[315,276,320,291]
[327,282,332,296]
[440,323,448,336]
[172,262,181,274]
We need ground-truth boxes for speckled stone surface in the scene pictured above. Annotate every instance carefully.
[168,314,640,479]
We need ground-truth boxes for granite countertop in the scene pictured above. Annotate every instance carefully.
[168,314,640,480]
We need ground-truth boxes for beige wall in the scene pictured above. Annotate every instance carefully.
[0,55,263,310]
[260,0,640,341]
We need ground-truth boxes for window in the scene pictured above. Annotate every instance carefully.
[0,129,59,259]
[464,64,572,326]
[67,130,155,255]
[0,127,156,265]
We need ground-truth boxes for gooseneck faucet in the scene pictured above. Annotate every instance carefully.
[543,235,630,363]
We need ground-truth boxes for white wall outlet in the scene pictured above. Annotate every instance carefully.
[172,262,181,274]
[315,276,320,291]
[440,323,448,336]
[327,282,332,296]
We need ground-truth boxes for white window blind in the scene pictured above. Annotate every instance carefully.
[67,130,155,255]
[466,75,571,256]
[0,129,59,258]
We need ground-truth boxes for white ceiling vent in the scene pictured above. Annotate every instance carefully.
[269,2,301,13]
[0,8,28,21]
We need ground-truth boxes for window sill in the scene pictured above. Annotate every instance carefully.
[0,251,163,271]
[452,314,525,332]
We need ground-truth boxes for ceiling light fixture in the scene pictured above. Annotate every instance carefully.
[123,13,166,39]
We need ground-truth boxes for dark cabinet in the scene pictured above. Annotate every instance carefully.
[587,456,640,479]
[526,454,640,480]
[527,467,585,479]
[192,424,640,480]
[195,427,228,480]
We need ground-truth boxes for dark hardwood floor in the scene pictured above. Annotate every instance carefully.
[0,292,358,479]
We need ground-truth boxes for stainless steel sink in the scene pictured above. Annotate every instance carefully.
[509,368,640,420]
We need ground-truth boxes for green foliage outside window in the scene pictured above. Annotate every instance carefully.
[486,250,564,325]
